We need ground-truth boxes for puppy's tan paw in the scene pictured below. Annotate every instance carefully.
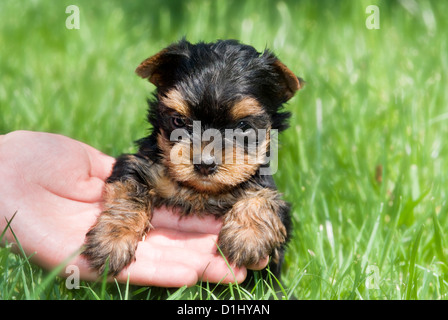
[83,223,141,276]
[217,189,287,268]
[218,223,271,268]
[83,180,152,275]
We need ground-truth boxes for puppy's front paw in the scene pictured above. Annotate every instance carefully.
[218,221,271,268]
[83,222,140,276]
[83,180,152,275]
[218,190,288,268]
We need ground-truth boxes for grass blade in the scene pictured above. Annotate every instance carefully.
[406,227,423,300]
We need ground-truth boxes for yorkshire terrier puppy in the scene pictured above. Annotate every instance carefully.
[83,39,304,280]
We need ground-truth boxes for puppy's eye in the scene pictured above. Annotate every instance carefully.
[236,120,252,131]
[171,117,186,128]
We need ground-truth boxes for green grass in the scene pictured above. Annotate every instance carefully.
[1,0,448,300]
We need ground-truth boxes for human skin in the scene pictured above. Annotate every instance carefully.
[0,131,268,287]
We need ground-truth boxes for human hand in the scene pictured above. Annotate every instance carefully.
[0,131,268,287]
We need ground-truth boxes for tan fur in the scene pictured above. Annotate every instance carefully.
[230,97,264,120]
[218,188,288,267]
[156,125,272,194]
[83,180,152,275]
[159,89,190,117]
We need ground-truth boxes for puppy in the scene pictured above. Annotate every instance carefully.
[83,39,304,280]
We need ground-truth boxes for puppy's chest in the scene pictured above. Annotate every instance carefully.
[150,174,239,216]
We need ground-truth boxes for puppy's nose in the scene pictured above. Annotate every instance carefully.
[194,161,217,176]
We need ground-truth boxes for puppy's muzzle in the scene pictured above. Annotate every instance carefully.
[194,161,217,176]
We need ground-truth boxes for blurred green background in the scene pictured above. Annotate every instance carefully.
[1,0,448,299]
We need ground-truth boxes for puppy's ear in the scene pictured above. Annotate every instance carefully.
[272,60,305,102]
[135,49,168,86]
[135,42,188,88]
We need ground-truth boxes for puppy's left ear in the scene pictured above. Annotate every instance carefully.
[272,60,305,102]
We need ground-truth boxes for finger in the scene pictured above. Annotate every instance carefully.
[66,250,199,287]
[116,241,247,287]
[70,234,247,287]
[197,255,248,285]
[119,260,199,287]
[145,228,219,254]
[143,228,250,284]
[144,241,247,285]
[151,206,223,235]
[73,176,106,203]
[246,256,270,271]
[70,143,115,202]
[81,142,115,181]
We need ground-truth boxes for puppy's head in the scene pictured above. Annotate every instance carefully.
[136,39,304,193]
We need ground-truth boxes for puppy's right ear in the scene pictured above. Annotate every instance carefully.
[135,41,188,88]
[135,49,169,87]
